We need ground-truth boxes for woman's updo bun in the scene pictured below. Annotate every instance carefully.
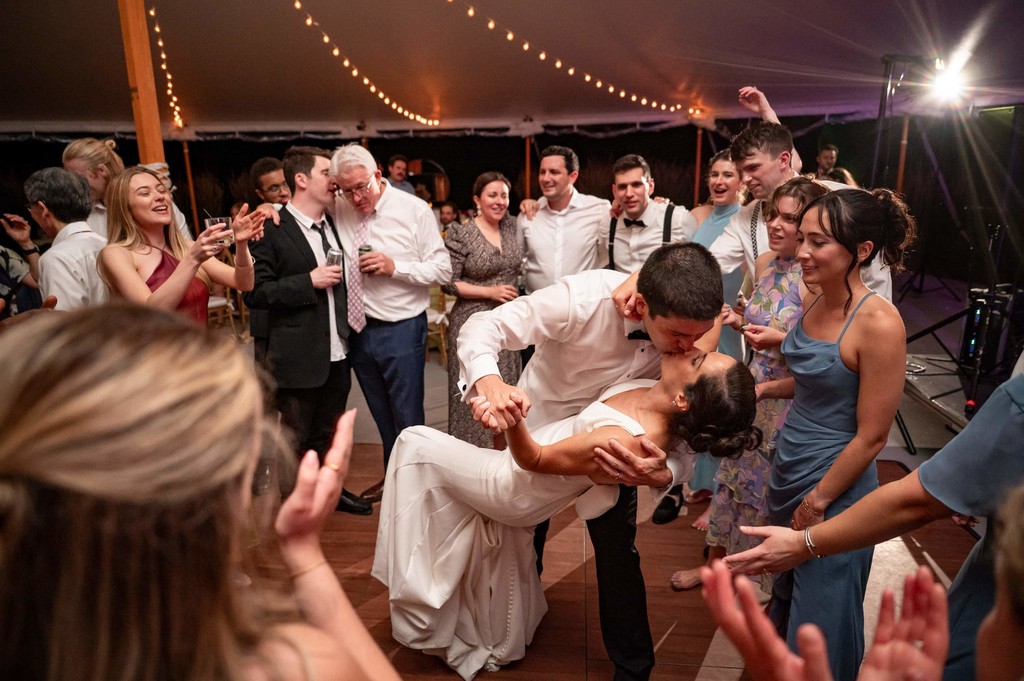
[673,362,762,458]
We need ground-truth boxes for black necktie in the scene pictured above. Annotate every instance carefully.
[623,218,646,228]
[627,329,651,341]
[315,220,349,340]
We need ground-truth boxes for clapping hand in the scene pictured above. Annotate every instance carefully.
[276,410,355,549]
[702,561,947,681]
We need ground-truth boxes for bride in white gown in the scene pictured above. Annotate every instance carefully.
[372,349,762,680]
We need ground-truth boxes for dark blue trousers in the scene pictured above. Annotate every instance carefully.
[348,312,427,466]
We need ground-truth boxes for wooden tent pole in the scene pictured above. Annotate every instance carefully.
[693,127,703,207]
[116,0,165,163]
[895,114,911,194]
[182,141,200,231]
[525,136,532,200]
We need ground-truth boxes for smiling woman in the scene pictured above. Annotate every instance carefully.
[441,171,525,448]
[98,166,265,325]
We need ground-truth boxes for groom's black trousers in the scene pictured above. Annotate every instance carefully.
[533,484,655,681]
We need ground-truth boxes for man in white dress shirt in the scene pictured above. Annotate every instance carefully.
[459,243,724,681]
[518,145,609,294]
[23,168,107,310]
[709,121,892,299]
[602,154,697,273]
[331,143,453,504]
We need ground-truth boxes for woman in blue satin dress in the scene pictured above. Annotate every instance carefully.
[758,188,917,681]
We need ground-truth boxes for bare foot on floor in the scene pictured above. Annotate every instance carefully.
[670,568,703,591]
[691,508,710,530]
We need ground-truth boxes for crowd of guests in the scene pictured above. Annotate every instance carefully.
[1,83,1022,681]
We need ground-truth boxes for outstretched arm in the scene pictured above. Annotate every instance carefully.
[504,416,651,481]
[725,469,951,575]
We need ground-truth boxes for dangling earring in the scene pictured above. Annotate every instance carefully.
[672,397,679,408]
[474,203,481,217]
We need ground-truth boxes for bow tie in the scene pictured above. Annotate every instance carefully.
[627,329,651,341]
[623,218,646,228]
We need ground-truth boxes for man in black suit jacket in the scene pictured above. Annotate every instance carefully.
[245,146,371,515]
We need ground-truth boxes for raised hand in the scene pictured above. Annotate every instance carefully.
[701,560,834,681]
[231,203,266,243]
[276,410,355,548]
[858,568,946,681]
[2,213,34,248]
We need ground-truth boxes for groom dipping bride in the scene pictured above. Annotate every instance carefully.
[372,243,762,680]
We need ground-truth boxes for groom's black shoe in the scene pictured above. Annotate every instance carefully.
[652,484,684,524]
[336,488,373,515]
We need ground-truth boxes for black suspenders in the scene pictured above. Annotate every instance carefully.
[607,203,676,270]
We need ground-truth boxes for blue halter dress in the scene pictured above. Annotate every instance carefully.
[767,292,880,681]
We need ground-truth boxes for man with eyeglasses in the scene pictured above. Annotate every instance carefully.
[251,157,293,207]
[245,146,372,516]
[248,157,292,362]
[330,143,452,505]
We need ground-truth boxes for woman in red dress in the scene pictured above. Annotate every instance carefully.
[100,166,263,324]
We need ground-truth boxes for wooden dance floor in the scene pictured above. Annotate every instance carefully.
[254,447,976,680]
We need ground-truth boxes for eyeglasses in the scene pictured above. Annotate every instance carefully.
[25,200,41,213]
[338,179,375,200]
[262,182,289,194]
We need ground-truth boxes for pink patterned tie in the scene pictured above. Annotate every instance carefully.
[347,218,369,332]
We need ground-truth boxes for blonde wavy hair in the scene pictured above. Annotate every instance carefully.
[62,137,126,179]
[0,305,290,681]
[103,166,210,288]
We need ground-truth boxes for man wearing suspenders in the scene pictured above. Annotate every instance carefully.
[603,154,696,273]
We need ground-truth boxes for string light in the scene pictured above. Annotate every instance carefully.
[447,0,680,115]
[146,5,185,129]
[292,5,439,126]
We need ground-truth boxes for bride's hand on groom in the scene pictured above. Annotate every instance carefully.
[592,437,671,488]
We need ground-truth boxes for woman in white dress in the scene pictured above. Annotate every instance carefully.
[373,349,763,679]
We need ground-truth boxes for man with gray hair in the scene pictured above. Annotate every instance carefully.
[23,168,107,310]
[331,143,452,503]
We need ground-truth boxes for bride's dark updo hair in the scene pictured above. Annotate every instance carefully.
[672,362,762,458]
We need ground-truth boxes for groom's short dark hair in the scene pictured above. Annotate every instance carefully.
[638,242,723,321]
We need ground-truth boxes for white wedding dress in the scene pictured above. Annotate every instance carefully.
[371,381,653,680]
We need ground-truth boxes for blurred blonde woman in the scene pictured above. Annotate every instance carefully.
[100,166,263,324]
[0,305,400,681]
[62,137,126,237]
[63,137,192,239]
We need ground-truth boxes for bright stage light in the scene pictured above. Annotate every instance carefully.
[931,67,965,102]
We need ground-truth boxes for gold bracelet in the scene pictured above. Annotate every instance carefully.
[800,497,823,517]
[289,559,328,579]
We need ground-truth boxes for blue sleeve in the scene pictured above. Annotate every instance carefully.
[918,375,1024,517]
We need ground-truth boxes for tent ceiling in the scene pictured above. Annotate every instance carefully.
[3,0,1023,136]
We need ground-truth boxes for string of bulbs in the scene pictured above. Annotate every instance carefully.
[445,0,697,116]
[292,0,440,126]
[146,5,185,129]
